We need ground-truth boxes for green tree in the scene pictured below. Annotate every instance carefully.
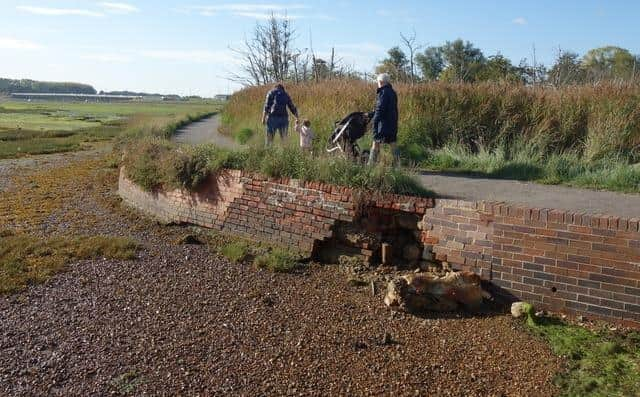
[548,51,585,86]
[439,39,486,82]
[375,46,410,83]
[415,46,444,81]
[582,46,638,82]
[476,54,523,83]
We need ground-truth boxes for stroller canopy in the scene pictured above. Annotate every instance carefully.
[330,111,371,143]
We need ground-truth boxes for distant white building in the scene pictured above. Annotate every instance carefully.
[214,94,231,101]
[10,93,143,102]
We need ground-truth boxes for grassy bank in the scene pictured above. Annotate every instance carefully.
[222,81,640,192]
[123,138,431,197]
[0,100,221,159]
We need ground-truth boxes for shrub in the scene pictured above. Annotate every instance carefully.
[234,128,254,144]
[219,241,251,263]
[122,137,173,190]
[254,247,299,273]
[123,138,432,196]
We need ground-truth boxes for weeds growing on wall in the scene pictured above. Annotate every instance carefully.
[123,139,432,197]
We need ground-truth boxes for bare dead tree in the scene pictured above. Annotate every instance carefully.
[228,14,295,86]
[400,30,421,84]
[229,16,359,85]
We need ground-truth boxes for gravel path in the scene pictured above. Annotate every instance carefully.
[0,240,561,396]
[172,115,237,149]
[419,172,640,219]
[0,151,563,396]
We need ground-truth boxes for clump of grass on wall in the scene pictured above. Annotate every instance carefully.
[123,139,432,197]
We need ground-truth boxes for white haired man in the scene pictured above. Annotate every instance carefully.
[368,73,399,165]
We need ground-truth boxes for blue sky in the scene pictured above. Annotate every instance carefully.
[1,0,639,96]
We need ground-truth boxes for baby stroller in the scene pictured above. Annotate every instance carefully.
[326,111,374,163]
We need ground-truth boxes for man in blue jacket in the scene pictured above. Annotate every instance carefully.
[262,83,299,145]
[368,73,399,165]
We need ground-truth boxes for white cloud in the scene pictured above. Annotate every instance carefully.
[512,17,527,25]
[0,37,41,50]
[99,2,140,14]
[232,11,301,20]
[141,49,239,64]
[16,6,105,17]
[81,53,131,63]
[186,3,313,19]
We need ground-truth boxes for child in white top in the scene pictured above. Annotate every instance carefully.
[295,119,314,152]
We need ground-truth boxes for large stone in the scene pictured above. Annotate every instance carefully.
[384,271,491,312]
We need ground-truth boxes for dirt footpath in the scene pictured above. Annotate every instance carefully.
[0,151,562,396]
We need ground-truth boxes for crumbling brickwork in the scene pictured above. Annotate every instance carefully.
[119,168,640,326]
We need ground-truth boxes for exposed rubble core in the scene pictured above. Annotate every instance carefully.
[384,271,492,313]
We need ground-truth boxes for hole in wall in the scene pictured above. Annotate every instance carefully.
[550,286,557,293]
[313,208,430,269]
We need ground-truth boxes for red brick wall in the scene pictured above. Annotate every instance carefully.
[119,168,640,326]
[118,168,431,253]
[421,200,640,327]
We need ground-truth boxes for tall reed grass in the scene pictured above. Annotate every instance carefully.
[221,80,640,192]
[222,81,640,162]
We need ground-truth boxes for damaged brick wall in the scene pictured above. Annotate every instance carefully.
[421,200,640,327]
[119,168,640,326]
[118,168,432,253]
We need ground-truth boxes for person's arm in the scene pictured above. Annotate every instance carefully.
[287,95,298,119]
[371,89,388,127]
[262,90,274,124]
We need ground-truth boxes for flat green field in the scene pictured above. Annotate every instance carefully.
[0,100,221,159]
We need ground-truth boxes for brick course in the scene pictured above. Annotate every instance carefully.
[422,200,640,327]
[119,168,640,327]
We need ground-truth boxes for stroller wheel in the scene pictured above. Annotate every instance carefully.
[359,150,370,164]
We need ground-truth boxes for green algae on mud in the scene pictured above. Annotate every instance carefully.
[0,230,139,294]
[526,317,640,397]
[0,100,222,158]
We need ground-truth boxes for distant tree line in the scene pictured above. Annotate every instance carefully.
[231,14,640,87]
[377,37,640,86]
[0,78,97,95]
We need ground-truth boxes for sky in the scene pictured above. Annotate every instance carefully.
[1,0,639,97]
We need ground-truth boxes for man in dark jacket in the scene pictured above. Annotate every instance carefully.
[368,73,399,165]
[262,83,299,145]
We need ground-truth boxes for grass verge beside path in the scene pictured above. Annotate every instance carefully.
[525,317,640,396]
[222,81,640,194]
[423,143,640,193]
